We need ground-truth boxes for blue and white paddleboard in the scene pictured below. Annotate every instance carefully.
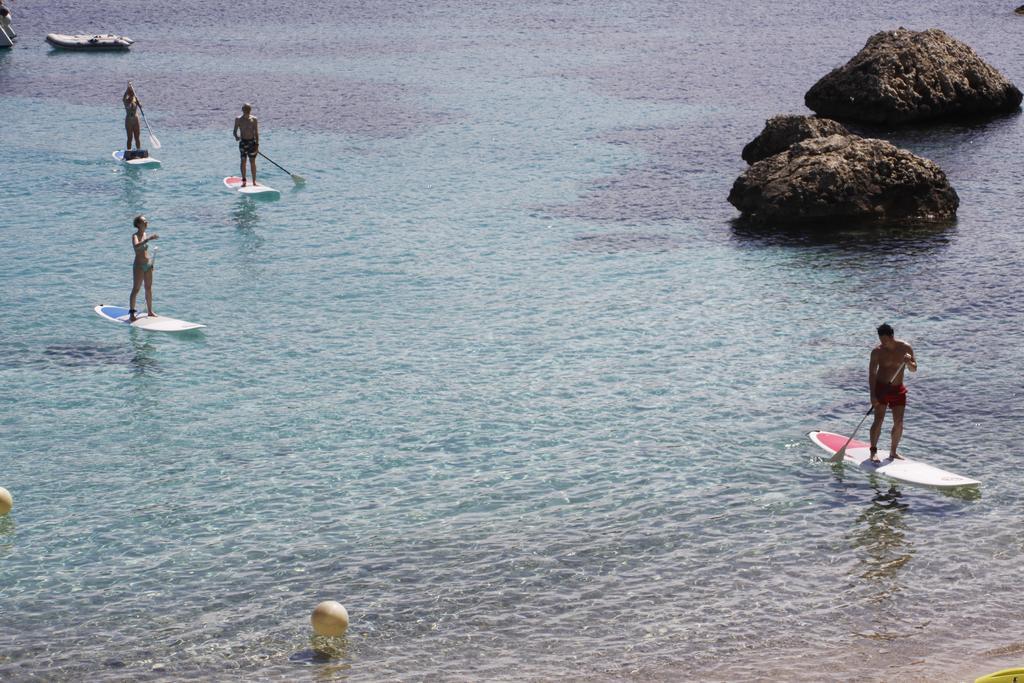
[113,150,161,167]
[94,305,204,332]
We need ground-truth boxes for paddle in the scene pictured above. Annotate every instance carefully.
[258,150,305,184]
[129,83,161,150]
[137,102,161,150]
[829,362,906,463]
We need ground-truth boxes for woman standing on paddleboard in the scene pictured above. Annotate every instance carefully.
[123,82,142,152]
[129,215,158,322]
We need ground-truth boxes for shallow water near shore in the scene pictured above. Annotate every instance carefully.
[1,1,1023,680]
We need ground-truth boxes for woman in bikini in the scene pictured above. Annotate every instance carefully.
[129,215,158,322]
[123,82,142,152]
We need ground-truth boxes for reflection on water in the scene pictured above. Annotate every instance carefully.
[0,516,14,560]
[729,217,956,256]
[846,483,916,642]
[845,113,1022,150]
[118,166,146,218]
[232,200,260,232]
[232,200,266,257]
[127,331,159,375]
[44,49,129,62]
[570,231,683,254]
[290,635,352,670]
[850,483,912,582]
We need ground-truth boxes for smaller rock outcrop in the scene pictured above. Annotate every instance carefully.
[805,28,1022,124]
[741,115,849,165]
[728,134,958,226]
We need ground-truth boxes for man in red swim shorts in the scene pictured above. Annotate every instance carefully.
[868,323,917,462]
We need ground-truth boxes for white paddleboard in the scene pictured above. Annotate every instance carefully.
[94,305,205,332]
[809,431,979,488]
[223,176,279,197]
[113,150,161,167]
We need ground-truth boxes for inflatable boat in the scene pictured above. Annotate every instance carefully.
[45,33,133,50]
[0,12,14,47]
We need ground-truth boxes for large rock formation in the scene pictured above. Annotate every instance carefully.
[742,115,849,164]
[805,28,1022,124]
[728,134,959,225]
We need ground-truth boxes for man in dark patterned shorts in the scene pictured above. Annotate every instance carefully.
[233,103,259,187]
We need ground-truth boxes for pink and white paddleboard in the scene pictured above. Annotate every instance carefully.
[223,176,279,197]
[809,430,979,489]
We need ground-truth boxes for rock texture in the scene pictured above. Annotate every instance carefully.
[728,134,959,225]
[741,115,850,165]
[805,28,1022,124]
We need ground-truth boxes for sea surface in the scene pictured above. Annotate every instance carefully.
[1,1,1022,680]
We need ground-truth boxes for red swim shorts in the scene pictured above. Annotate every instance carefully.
[874,382,907,407]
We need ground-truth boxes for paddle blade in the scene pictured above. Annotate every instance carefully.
[829,405,876,464]
[149,133,162,150]
[291,173,305,184]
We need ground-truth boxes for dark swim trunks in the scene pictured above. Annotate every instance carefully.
[875,382,907,407]
[238,138,258,159]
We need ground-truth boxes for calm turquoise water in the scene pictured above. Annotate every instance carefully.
[2,1,1023,680]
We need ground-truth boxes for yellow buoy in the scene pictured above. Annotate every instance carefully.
[311,601,349,637]
[0,487,11,515]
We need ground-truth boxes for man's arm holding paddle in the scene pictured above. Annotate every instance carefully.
[904,345,917,372]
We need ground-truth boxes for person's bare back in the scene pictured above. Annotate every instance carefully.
[234,114,258,140]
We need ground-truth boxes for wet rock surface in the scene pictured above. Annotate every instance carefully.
[805,28,1022,125]
[741,115,850,165]
[728,134,959,226]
